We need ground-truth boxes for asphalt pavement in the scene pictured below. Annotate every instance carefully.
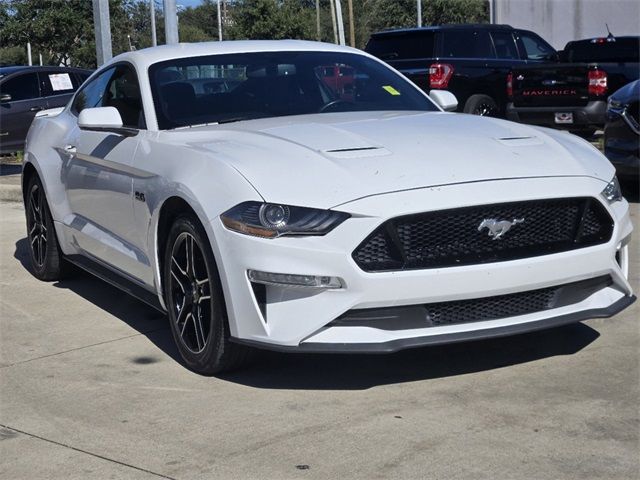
[0,180,638,479]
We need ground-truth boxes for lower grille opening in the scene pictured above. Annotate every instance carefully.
[329,276,612,331]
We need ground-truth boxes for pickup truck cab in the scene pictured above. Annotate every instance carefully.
[365,24,556,117]
[506,36,640,135]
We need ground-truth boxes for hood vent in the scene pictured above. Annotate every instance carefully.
[495,136,543,147]
[322,146,390,159]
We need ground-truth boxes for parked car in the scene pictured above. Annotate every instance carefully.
[604,80,639,182]
[23,41,634,374]
[365,24,557,117]
[0,66,91,154]
[507,36,640,135]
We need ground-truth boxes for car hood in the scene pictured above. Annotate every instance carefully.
[175,111,613,209]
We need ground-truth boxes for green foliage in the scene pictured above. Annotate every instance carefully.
[229,0,314,40]
[0,46,28,66]
[0,0,488,68]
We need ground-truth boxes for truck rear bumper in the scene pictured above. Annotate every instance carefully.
[506,101,607,130]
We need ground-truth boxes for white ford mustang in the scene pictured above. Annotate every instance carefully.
[22,40,634,373]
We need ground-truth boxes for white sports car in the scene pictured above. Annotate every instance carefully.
[22,41,634,374]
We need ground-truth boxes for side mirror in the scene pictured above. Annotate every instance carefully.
[429,90,458,112]
[78,107,137,137]
[0,93,12,103]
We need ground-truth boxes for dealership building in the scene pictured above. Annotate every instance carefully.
[494,0,640,49]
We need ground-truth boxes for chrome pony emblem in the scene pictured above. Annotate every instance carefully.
[478,218,525,240]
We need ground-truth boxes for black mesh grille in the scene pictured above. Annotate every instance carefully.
[353,198,613,272]
[426,286,557,326]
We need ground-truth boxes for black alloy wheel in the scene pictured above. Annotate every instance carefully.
[164,214,254,374]
[25,176,65,281]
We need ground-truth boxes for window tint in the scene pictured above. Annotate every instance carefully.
[103,66,145,128]
[491,31,519,59]
[71,67,115,114]
[72,65,144,128]
[440,30,494,58]
[0,73,40,101]
[149,51,437,130]
[564,38,639,63]
[517,31,556,60]
[365,32,436,60]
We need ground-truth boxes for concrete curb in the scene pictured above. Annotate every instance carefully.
[0,173,23,204]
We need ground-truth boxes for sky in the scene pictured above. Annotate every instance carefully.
[177,0,205,8]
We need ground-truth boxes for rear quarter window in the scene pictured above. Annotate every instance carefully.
[366,32,435,60]
[439,30,494,59]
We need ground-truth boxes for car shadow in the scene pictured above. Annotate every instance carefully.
[15,237,600,390]
[14,237,182,366]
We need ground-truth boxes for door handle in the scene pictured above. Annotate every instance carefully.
[64,145,76,154]
[29,106,44,112]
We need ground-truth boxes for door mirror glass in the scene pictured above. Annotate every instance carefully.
[78,106,137,137]
[0,93,11,103]
[429,90,458,112]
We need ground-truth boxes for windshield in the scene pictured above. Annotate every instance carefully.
[149,51,438,129]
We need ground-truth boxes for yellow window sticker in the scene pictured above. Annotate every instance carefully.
[382,85,401,96]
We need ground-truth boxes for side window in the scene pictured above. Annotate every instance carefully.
[0,73,40,101]
[71,67,116,115]
[103,65,145,129]
[491,32,520,59]
[440,30,494,58]
[517,31,556,60]
[39,71,76,97]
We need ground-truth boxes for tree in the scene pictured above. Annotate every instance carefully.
[229,0,314,40]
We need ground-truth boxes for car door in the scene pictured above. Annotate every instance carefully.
[62,64,148,282]
[0,72,44,153]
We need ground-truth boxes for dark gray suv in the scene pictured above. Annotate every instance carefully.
[0,66,92,154]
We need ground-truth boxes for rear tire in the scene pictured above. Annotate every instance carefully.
[25,175,67,281]
[163,213,254,374]
[464,94,499,117]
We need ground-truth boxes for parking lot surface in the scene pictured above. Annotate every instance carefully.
[1,195,638,480]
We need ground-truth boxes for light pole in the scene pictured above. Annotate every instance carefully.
[92,0,113,66]
[217,0,222,41]
[164,0,179,44]
[417,0,422,28]
[150,0,157,46]
[334,0,346,46]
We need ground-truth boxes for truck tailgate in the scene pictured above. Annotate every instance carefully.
[512,64,590,108]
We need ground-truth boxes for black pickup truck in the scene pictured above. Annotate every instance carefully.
[506,36,640,136]
[365,24,557,117]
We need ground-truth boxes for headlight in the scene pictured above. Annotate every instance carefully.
[601,176,622,203]
[220,201,350,238]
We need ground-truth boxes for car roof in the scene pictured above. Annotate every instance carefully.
[371,24,514,37]
[107,40,365,71]
[0,65,92,78]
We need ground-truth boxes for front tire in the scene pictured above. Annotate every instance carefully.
[25,175,66,281]
[163,214,253,374]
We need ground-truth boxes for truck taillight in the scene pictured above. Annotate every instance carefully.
[588,69,607,96]
[429,63,454,89]
[506,72,513,98]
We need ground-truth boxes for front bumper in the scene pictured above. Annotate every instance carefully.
[210,176,634,352]
[506,101,607,130]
